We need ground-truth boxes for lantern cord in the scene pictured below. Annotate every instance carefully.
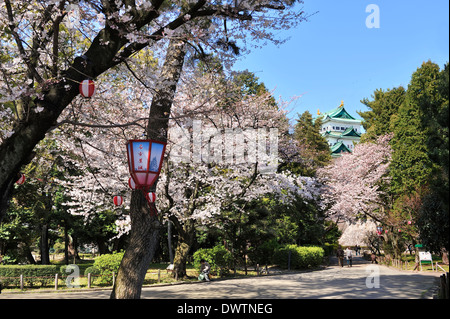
[140,188,158,216]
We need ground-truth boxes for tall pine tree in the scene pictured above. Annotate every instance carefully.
[389,61,441,197]
[293,111,331,176]
[358,86,406,142]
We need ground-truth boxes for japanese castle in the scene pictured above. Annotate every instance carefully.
[317,101,362,157]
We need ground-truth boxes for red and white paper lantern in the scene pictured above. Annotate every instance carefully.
[113,195,123,206]
[79,79,95,98]
[16,173,26,185]
[146,192,156,203]
[128,177,137,190]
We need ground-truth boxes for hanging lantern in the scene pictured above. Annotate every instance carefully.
[113,195,123,206]
[126,139,166,189]
[126,139,166,214]
[376,226,383,235]
[128,177,137,190]
[398,228,401,233]
[16,173,26,185]
[146,192,156,203]
[385,230,388,234]
[407,220,412,225]
[79,79,95,98]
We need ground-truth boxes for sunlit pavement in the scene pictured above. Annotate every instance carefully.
[0,257,441,299]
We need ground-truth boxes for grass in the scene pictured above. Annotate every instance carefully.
[377,253,449,272]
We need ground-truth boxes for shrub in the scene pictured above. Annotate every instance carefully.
[273,245,324,270]
[193,245,233,277]
[84,266,101,285]
[93,251,124,285]
[84,266,100,276]
[0,265,58,288]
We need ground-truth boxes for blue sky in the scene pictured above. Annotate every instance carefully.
[233,0,449,123]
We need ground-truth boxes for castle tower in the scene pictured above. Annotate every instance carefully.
[316,101,362,157]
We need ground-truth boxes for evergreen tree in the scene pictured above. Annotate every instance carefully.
[358,86,406,142]
[389,61,440,197]
[293,111,331,176]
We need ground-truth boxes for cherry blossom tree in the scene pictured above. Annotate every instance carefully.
[54,59,322,279]
[1,0,312,299]
[0,0,308,222]
[318,134,393,224]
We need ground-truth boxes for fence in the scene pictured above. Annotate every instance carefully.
[0,268,199,291]
[377,256,410,270]
[437,272,449,299]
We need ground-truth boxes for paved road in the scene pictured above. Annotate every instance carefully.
[0,257,441,299]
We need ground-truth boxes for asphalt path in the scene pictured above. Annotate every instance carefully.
[0,257,441,299]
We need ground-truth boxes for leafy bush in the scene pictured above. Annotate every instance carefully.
[193,245,233,276]
[84,266,101,285]
[84,266,100,276]
[93,251,124,285]
[273,245,324,269]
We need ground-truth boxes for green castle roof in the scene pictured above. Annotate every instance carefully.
[322,127,361,139]
[330,141,351,155]
[341,126,361,137]
[322,105,356,120]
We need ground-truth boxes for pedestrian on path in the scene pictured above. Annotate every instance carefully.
[337,246,344,267]
[345,247,353,267]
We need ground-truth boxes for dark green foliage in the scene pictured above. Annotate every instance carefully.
[248,239,280,266]
[292,111,331,176]
[358,86,406,142]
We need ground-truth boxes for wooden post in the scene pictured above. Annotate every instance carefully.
[20,274,24,291]
[54,273,59,290]
[112,272,115,287]
[87,273,91,289]
[157,269,160,283]
[288,251,291,271]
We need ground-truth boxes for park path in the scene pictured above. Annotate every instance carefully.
[0,256,441,299]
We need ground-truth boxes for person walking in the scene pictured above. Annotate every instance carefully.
[345,247,353,267]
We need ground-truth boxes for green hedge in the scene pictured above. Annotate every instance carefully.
[193,245,233,277]
[273,245,324,270]
[0,265,58,287]
[92,251,124,285]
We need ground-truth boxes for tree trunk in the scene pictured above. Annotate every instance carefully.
[97,238,110,255]
[168,220,174,264]
[110,191,160,299]
[110,39,187,299]
[40,224,50,265]
[64,220,69,265]
[172,219,195,279]
[23,245,36,265]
